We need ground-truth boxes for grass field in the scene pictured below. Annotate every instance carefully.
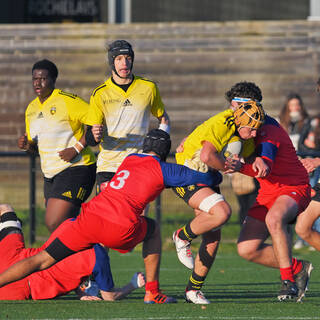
[0,245,320,319]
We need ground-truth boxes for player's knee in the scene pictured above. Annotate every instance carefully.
[237,242,255,261]
[0,204,14,215]
[265,214,283,234]
[0,209,22,240]
[295,223,311,241]
[200,195,231,227]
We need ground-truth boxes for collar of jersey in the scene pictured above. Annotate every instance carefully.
[106,75,137,96]
[36,88,59,107]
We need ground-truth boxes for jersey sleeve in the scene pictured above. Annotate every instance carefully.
[150,83,165,118]
[85,93,105,126]
[92,244,114,292]
[160,162,222,187]
[66,96,90,123]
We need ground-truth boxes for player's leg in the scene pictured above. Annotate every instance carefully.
[265,194,309,301]
[45,198,79,232]
[185,228,220,305]
[142,218,176,304]
[172,186,231,270]
[237,216,275,266]
[0,250,56,289]
[44,164,96,232]
[296,184,320,251]
[172,186,231,304]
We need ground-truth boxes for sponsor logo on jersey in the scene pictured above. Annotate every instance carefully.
[50,107,56,115]
[37,112,44,119]
[62,191,72,199]
[123,99,132,107]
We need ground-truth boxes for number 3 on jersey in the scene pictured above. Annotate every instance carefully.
[109,170,130,189]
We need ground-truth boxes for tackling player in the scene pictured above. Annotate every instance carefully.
[0,129,223,304]
[18,59,96,232]
[0,204,145,301]
[224,82,312,302]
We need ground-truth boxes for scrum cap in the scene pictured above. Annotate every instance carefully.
[108,40,134,68]
[143,129,171,161]
[234,100,265,129]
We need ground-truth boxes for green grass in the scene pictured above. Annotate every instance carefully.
[0,248,320,319]
[5,188,319,319]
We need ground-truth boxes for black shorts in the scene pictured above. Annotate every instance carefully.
[44,164,96,207]
[96,171,115,194]
[172,184,221,204]
[311,183,320,202]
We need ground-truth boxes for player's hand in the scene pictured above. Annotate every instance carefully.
[58,147,78,162]
[300,158,317,173]
[252,157,269,178]
[92,124,103,143]
[224,154,242,173]
[18,133,28,150]
[80,295,102,301]
[176,137,187,153]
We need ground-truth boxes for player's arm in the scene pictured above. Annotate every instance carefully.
[157,110,170,133]
[160,161,222,187]
[300,157,320,173]
[18,133,38,154]
[200,141,226,171]
[99,272,145,301]
[58,131,88,162]
[226,141,275,178]
[0,250,56,288]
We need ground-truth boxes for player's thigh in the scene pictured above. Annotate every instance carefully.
[266,195,298,226]
[238,216,269,248]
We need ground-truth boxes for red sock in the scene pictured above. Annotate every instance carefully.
[145,280,159,294]
[292,258,302,275]
[280,266,295,282]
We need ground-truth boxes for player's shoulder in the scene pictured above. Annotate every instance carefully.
[92,81,108,97]
[134,75,157,87]
[57,89,78,100]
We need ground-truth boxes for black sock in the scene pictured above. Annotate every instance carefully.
[178,222,197,242]
[186,271,206,291]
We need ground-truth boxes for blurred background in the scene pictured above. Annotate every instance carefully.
[1,0,320,243]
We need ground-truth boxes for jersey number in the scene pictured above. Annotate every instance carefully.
[109,170,130,189]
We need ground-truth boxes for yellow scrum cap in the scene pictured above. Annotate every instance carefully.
[233,100,265,129]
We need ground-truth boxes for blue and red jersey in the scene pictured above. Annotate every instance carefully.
[241,116,309,190]
[82,153,222,227]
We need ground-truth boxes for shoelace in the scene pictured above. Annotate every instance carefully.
[185,246,192,257]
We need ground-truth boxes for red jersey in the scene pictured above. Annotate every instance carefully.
[0,219,113,300]
[241,116,309,191]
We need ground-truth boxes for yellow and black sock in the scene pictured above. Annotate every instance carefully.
[178,222,197,242]
[186,271,205,291]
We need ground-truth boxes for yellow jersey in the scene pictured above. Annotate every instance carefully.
[25,89,96,178]
[86,76,165,173]
[176,109,254,166]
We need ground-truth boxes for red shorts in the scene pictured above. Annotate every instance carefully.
[0,234,31,300]
[56,209,148,254]
[248,184,311,223]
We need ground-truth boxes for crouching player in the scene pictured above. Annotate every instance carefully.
[0,129,223,304]
[0,204,145,301]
